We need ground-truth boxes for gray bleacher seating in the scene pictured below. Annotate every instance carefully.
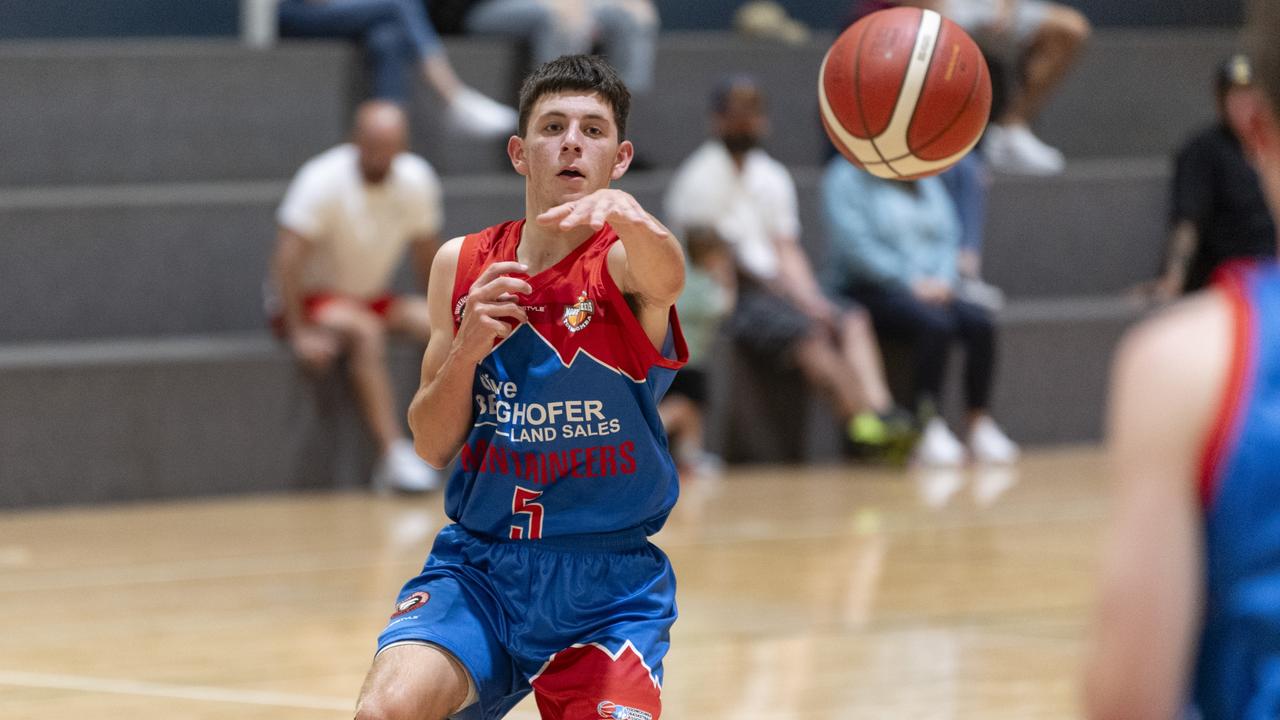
[0,28,1223,505]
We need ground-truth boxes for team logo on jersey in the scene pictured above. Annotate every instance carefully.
[562,291,595,333]
[390,591,430,618]
[597,700,652,720]
[454,295,468,325]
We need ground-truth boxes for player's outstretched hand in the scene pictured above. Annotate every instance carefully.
[536,189,669,239]
[455,261,531,365]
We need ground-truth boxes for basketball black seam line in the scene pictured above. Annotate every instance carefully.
[883,9,934,178]
[908,35,985,160]
[853,11,897,174]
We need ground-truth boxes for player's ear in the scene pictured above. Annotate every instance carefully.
[508,135,529,177]
[611,140,635,180]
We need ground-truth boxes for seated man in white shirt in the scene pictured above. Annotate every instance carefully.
[270,100,444,492]
[665,76,915,459]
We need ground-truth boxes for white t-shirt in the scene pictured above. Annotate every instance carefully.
[276,144,443,298]
[663,141,801,281]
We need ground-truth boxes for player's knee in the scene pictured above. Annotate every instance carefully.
[353,691,441,720]
[349,320,389,357]
[1048,6,1090,46]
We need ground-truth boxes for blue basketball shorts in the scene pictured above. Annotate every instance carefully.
[377,523,677,720]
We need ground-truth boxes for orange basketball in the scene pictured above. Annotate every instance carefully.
[819,6,992,180]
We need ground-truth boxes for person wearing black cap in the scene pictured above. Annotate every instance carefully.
[1146,54,1277,301]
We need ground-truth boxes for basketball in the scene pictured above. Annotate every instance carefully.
[819,7,992,180]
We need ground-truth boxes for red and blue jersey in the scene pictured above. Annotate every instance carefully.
[446,220,687,541]
[1193,261,1280,719]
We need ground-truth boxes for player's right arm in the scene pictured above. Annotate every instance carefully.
[1082,292,1230,720]
[407,238,531,468]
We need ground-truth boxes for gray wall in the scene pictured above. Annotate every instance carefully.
[0,0,1246,40]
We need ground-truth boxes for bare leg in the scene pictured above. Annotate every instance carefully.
[421,54,461,103]
[792,332,866,421]
[1002,5,1090,125]
[837,308,894,414]
[313,300,403,453]
[355,644,472,720]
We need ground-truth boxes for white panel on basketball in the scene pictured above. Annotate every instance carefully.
[871,8,942,169]
[816,54,883,167]
[886,134,983,177]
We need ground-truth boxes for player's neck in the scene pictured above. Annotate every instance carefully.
[517,220,593,275]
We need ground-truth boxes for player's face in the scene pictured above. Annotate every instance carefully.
[508,92,634,206]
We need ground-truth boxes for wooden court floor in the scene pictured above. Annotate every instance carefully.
[0,447,1108,719]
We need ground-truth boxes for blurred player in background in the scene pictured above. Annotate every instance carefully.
[269,101,444,493]
[1083,2,1280,717]
[355,55,685,720]
[1143,54,1277,302]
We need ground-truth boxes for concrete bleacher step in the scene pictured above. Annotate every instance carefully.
[0,295,1142,507]
[0,29,1235,185]
[0,333,424,508]
[0,163,1165,342]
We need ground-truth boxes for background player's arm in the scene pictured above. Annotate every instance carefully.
[271,226,338,370]
[408,238,530,468]
[1082,293,1230,720]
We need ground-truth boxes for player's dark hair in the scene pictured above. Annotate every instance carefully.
[518,54,632,139]
[1246,0,1280,109]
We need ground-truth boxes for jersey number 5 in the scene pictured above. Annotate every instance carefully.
[510,486,544,540]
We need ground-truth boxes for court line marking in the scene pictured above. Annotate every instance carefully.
[0,670,351,711]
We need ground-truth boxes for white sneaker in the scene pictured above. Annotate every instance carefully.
[448,87,517,140]
[372,439,443,493]
[968,416,1020,465]
[914,418,967,467]
[983,123,1065,176]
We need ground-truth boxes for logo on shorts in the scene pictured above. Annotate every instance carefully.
[597,700,652,720]
[390,591,430,618]
[562,291,594,333]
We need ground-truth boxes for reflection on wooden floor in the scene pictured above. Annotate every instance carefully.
[0,447,1107,719]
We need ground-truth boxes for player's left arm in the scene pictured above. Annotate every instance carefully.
[539,189,685,340]
[1082,292,1230,720]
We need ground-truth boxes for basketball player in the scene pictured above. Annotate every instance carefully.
[353,55,685,720]
[1083,2,1280,717]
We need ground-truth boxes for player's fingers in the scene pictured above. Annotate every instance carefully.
[474,261,528,288]
[477,276,534,299]
[536,202,575,226]
[476,301,528,324]
[481,315,513,338]
[588,205,609,231]
[558,202,593,230]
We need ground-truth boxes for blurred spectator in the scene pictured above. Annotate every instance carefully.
[735,1,810,45]
[461,0,659,94]
[268,101,445,493]
[666,76,915,459]
[1143,55,1277,302]
[659,227,734,480]
[277,0,517,138]
[931,0,1090,175]
[940,151,1007,311]
[821,155,1019,466]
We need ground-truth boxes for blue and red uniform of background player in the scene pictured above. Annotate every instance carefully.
[379,219,686,720]
[1194,261,1280,718]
